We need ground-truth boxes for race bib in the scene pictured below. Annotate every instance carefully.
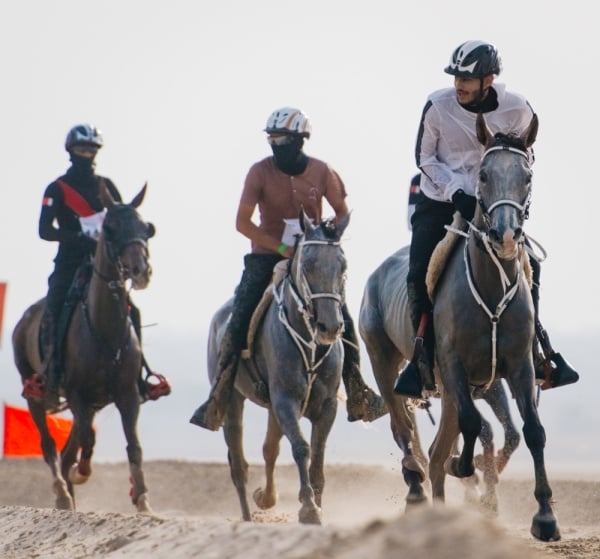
[282,218,305,246]
[79,211,106,240]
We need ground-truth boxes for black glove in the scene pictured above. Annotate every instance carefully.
[77,232,98,253]
[452,189,477,221]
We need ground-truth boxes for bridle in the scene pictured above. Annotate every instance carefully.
[475,144,532,231]
[273,238,346,373]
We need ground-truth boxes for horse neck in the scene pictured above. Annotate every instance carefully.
[88,236,130,338]
[281,264,313,338]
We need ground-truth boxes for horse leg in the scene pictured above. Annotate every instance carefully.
[272,399,320,525]
[66,400,95,486]
[115,390,151,514]
[307,396,337,508]
[253,408,282,512]
[222,392,252,521]
[361,328,427,507]
[443,375,481,480]
[471,413,499,515]
[510,375,560,541]
[428,391,460,503]
[26,400,74,510]
[482,381,520,474]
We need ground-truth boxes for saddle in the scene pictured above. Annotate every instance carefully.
[426,212,532,301]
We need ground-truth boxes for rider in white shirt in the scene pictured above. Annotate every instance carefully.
[394,40,579,398]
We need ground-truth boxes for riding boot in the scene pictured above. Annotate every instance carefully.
[394,282,435,398]
[189,329,239,431]
[393,312,435,398]
[534,318,579,390]
[26,309,61,410]
[129,303,171,402]
[341,316,388,422]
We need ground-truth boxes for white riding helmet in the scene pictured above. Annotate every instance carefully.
[65,124,104,151]
[265,107,311,138]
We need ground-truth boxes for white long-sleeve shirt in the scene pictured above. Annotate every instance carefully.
[415,83,535,202]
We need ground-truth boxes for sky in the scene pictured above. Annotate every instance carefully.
[0,1,598,477]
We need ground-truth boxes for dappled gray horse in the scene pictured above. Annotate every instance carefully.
[359,246,520,512]
[427,113,560,541]
[12,184,155,513]
[207,211,349,524]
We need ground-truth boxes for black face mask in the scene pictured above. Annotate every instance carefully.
[69,153,96,177]
[271,137,308,175]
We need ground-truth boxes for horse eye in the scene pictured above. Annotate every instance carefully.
[479,170,488,183]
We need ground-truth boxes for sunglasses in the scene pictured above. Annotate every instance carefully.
[71,144,99,156]
[266,134,296,146]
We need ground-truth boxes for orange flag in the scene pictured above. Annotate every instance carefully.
[0,282,6,347]
[2,402,73,458]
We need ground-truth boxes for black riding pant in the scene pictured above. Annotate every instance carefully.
[407,196,455,323]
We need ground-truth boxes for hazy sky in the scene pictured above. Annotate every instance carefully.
[1,1,598,471]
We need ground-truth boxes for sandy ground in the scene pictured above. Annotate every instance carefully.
[0,459,598,558]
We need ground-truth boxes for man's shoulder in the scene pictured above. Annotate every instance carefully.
[427,87,456,104]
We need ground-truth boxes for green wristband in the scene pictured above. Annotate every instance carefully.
[277,243,288,256]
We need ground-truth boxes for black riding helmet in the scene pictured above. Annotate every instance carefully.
[444,40,501,78]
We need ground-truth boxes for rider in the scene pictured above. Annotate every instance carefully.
[23,123,170,410]
[190,107,387,431]
[393,40,579,398]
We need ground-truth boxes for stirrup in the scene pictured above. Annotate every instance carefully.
[393,362,424,398]
[22,374,46,401]
[539,352,579,390]
[144,372,172,400]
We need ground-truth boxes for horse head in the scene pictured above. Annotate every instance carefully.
[475,113,538,260]
[290,209,349,345]
[99,181,156,290]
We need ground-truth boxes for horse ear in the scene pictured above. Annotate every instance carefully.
[299,207,315,234]
[336,211,351,238]
[98,178,116,208]
[522,114,539,149]
[130,182,148,208]
[476,113,493,147]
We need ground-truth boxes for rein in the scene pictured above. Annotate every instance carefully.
[273,238,345,415]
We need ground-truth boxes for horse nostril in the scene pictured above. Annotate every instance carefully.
[513,228,523,241]
[317,322,327,334]
[488,229,503,245]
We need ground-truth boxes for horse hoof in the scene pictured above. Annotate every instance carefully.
[54,493,75,510]
[253,487,277,510]
[135,492,153,514]
[531,512,561,541]
[298,505,322,525]
[68,464,90,485]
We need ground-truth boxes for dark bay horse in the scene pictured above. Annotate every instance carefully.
[359,246,520,512]
[427,113,560,541]
[12,183,156,513]
[206,211,349,524]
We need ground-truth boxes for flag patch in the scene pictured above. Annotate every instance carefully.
[43,197,54,207]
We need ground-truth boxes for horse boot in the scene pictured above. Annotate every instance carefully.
[394,312,434,398]
[534,318,579,390]
[342,319,388,422]
[189,331,239,431]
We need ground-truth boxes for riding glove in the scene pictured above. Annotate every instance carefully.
[452,189,477,221]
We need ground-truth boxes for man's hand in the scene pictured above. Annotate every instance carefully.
[452,189,477,221]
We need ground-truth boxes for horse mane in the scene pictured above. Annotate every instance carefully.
[319,218,338,240]
[491,132,527,151]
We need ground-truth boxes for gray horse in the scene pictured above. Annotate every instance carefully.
[359,246,520,512]
[207,210,349,524]
[426,113,560,541]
